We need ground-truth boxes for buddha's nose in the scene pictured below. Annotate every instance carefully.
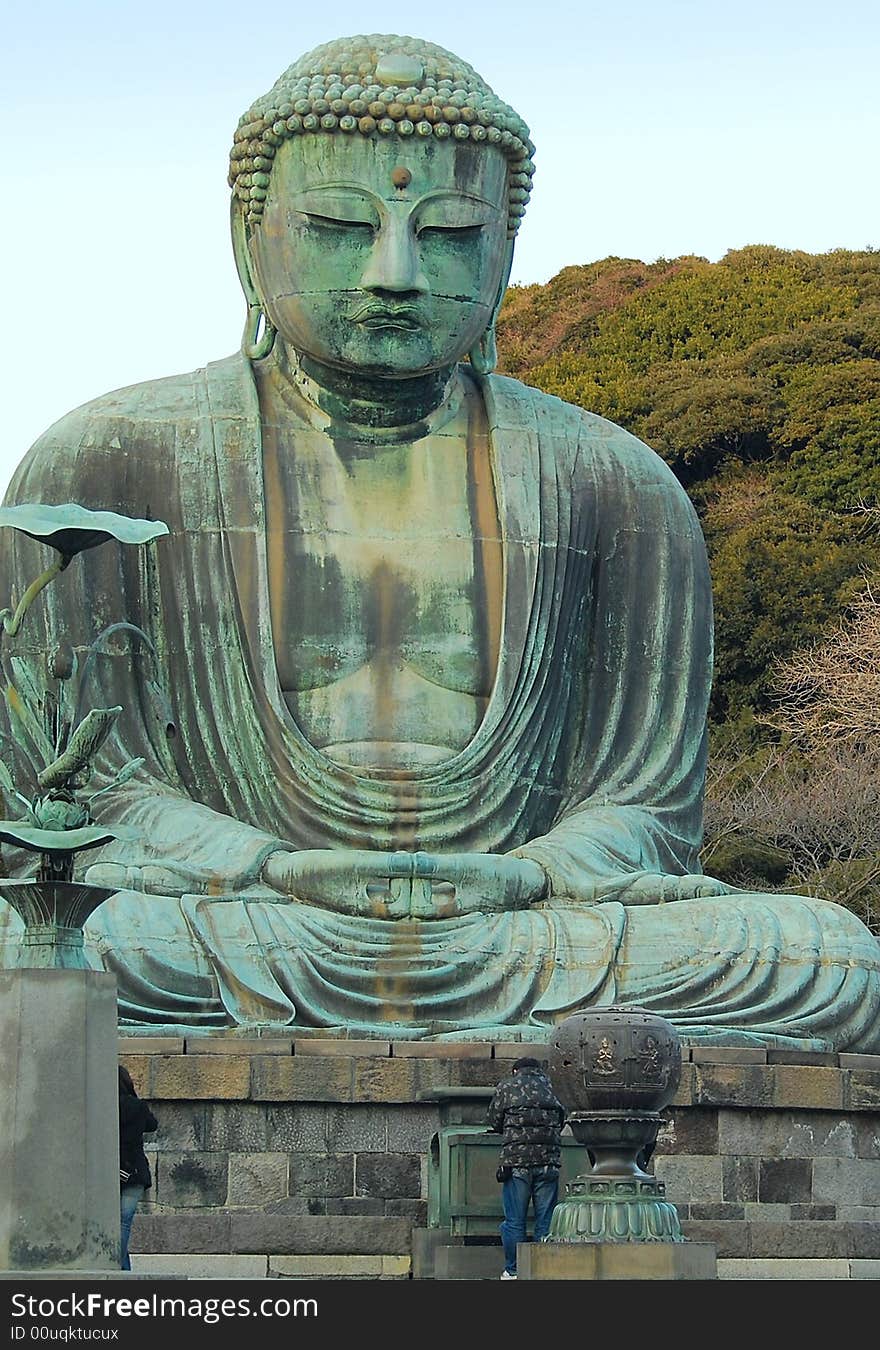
[360,217,428,295]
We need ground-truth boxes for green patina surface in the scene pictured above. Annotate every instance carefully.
[0,34,879,1045]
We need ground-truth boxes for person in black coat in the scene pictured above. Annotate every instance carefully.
[487,1057,566,1279]
[119,1065,158,1271]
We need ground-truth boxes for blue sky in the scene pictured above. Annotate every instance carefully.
[3,0,879,493]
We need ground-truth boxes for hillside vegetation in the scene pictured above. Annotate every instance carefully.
[496,246,880,926]
[497,245,880,732]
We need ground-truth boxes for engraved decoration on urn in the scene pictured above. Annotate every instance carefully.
[549,1006,682,1115]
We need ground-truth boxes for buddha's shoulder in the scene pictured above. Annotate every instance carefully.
[483,373,679,489]
[18,355,251,469]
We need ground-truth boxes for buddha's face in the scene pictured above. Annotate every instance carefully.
[248,133,509,377]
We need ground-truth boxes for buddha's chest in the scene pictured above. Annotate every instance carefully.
[262,412,502,761]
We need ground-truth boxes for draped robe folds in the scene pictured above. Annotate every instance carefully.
[1,353,879,1048]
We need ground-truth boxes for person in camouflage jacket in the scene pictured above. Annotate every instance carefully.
[487,1057,566,1277]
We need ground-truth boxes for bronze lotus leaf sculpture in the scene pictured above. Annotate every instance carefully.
[0,504,170,966]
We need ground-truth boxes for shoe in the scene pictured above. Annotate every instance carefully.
[500,1270,517,1279]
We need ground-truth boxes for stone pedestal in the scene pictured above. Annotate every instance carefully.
[0,969,119,1270]
[518,1240,717,1280]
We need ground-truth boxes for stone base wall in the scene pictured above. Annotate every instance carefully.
[119,1036,880,1270]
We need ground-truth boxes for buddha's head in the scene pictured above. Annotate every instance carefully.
[229,35,534,379]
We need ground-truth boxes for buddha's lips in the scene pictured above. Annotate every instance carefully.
[348,303,421,330]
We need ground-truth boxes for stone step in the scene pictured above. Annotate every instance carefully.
[130,1213,411,1257]
[131,1212,880,1263]
[130,1254,411,1279]
[683,1219,880,1259]
[718,1259,880,1280]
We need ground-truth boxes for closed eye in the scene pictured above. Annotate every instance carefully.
[417,223,485,238]
[303,213,375,232]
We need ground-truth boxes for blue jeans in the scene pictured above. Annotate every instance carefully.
[120,1184,145,1271]
[500,1166,560,1275]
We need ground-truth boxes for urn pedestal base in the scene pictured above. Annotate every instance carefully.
[549,1172,684,1243]
[517,1239,718,1281]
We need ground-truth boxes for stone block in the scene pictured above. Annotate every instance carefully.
[847,1071,880,1110]
[689,1203,745,1220]
[269,1255,384,1278]
[186,1038,293,1055]
[130,1214,232,1254]
[722,1156,758,1203]
[415,1086,495,1126]
[411,1059,454,1095]
[681,1221,750,1258]
[518,1241,717,1281]
[718,1109,857,1158]
[353,1057,420,1103]
[119,1037,185,1055]
[654,1107,718,1156]
[450,1058,506,1087]
[386,1105,441,1152]
[323,1198,384,1216]
[324,1105,387,1152]
[669,1063,696,1106]
[0,969,119,1272]
[717,1258,850,1280]
[851,1260,880,1279]
[390,1041,493,1058]
[767,1049,839,1066]
[252,1056,354,1102]
[433,1245,503,1280]
[690,1047,767,1065]
[855,1117,880,1158]
[749,1221,852,1259]
[773,1066,843,1110]
[355,1153,421,1199]
[846,1223,880,1257]
[381,1257,411,1278]
[289,1153,354,1197]
[118,1056,152,1095]
[155,1152,229,1208]
[385,1200,428,1224]
[227,1214,411,1255]
[227,1153,289,1207]
[295,1039,391,1058]
[653,1155,724,1204]
[791,1204,835,1220]
[694,1064,774,1107]
[203,1102,268,1151]
[836,1206,880,1222]
[813,1157,880,1208]
[151,1056,252,1100]
[759,1157,813,1203]
[492,1043,551,1060]
[266,1104,327,1151]
[839,1054,880,1071]
[743,1202,791,1221]
[411,1227,459,1279]
[132,1254,267,1278]
[149,1103,207,1152]
[265,1197,327,1216]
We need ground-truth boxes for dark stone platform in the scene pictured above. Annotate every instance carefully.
[118,1037,880,1275]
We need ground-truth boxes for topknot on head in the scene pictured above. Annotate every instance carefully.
[228,33,535,238]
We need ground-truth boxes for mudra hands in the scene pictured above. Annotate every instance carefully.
[261,848,548,919]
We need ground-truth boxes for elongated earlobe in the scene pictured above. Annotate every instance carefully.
[241,304,277,361]
[469,325,499,376]
[468,238,515,377]
[231,201,277,361]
